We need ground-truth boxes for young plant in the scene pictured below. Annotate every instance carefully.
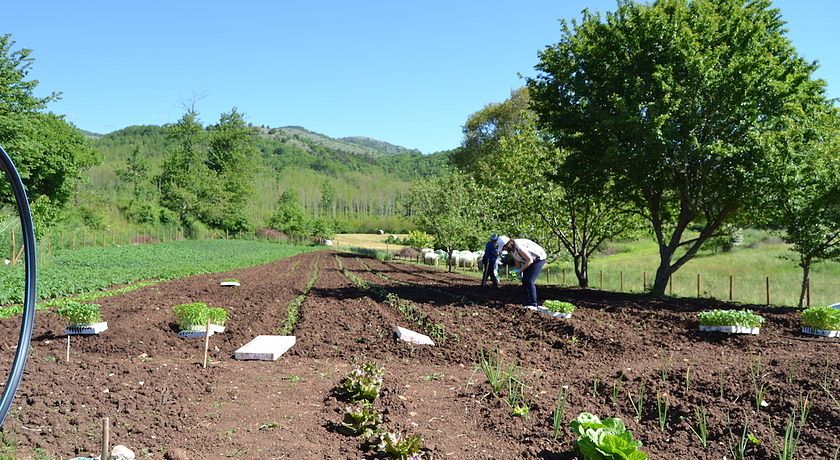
[592,376,601,396]
[222,278,240,283]
[628,382,646,422]
[611,380,622,407]
[801,306,840,330]
[172,302,208,330]
[750,360,771,412]
[55,301,102,325]
[340,402,382,439]
[339,363,384,402]
[727,412,751,460]
[552,386,569,439]
[698,309,765,328]
[206,307,229,326]
[687,405,708,448]
[569,412,648,460]
[775,394,810,460]
[543,300,575,314]
[656,391,669,432]
[684,362,693,393]
[377,431,424,459]
[506,372,530,417]
[477,349,508,395]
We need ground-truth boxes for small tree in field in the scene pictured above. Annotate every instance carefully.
[407,171,484,272]
[405,230,433,257]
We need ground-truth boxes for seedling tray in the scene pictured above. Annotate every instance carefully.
[801,326,839,338]
[699,325,759,335]
[177,329,215,339]
[524,305,572,319]
[64,322,108,335]
[220,281,240,287]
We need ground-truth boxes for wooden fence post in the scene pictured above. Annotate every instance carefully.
[562,268,566,286]
[600,270,603,289]
[547,266,551,284]
[669,273,673,295]
[766,277,770,305]
[620,271,624,292]
[643,272,647,291]
[697,273,701,298]
[729,275,733,302]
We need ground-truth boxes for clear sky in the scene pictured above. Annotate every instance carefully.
[5,1,839,154]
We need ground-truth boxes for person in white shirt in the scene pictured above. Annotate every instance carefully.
[496,235,547,307]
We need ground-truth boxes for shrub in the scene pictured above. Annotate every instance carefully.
[801,306,840,331]
[698,309,765,328]
[55,301,102,325]
[569,412,647,460]
[543,300,575,314]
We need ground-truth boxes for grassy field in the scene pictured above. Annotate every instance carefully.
[333,233,408,251]
[382,230,840,308]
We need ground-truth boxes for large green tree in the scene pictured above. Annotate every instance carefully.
[0,34,99,232]
[528,0,827,295]
[774,107,840,307]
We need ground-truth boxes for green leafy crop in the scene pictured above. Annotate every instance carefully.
[569,412,647,460]
[340,402,382,439]
[172,302,228,330]
[377,431,424,459]
[543,300,575,314]
[339,363,384,402]
[801,306,840,330]
[698,309,765,328]
[55,300,102,325]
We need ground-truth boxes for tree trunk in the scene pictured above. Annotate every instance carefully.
[573,254,589,288]
[798,257,811,308]
[652,248,675,296]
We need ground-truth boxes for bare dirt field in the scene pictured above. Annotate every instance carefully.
[0,250,837,459]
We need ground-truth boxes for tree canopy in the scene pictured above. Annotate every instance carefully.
[528,0,828,295]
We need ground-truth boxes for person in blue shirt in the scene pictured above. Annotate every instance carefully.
[481,235,500,288]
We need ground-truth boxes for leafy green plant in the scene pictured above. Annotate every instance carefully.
[569,412,647,460]
[377,431,424,459]
[611,380,622,407]
[55,301,102,325]
[207,307,229,326]
[750,360,772,412]
[340,402,382,439]
[801,306,840,330]
[339,363,384,402]
[507,372,530,417]
[698,309,765,328]
[543,300,575,314]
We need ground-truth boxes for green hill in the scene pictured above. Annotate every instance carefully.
[81,123,451,232]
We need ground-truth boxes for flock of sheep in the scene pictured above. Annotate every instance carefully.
[421,248,485,268]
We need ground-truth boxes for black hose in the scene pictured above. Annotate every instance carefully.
[0,145,37,427]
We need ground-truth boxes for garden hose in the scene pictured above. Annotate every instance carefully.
[0,145,37,427]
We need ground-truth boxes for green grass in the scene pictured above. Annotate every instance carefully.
[394,229,840,308]
[0,240,319,307]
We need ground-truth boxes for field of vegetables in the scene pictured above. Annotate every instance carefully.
[0,250,837,459]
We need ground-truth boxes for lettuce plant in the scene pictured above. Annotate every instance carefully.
[543,300,575,314]
[55,301,103,325]
[801,306,840,330]
[339,363,384,402]
[698,309,765,328]
[377,431,424,459]
[569,412,647,460]
[340,402,382,439]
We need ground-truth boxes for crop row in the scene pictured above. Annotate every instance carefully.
[0,240,317,305]
[276,255,320,335]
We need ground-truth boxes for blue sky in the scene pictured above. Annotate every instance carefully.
[6,1,839,154]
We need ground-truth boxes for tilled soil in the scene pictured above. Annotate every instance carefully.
[0,250,837,459]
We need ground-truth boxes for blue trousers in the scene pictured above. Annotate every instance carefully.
[521,259,546,306]
[482,257,499,288]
